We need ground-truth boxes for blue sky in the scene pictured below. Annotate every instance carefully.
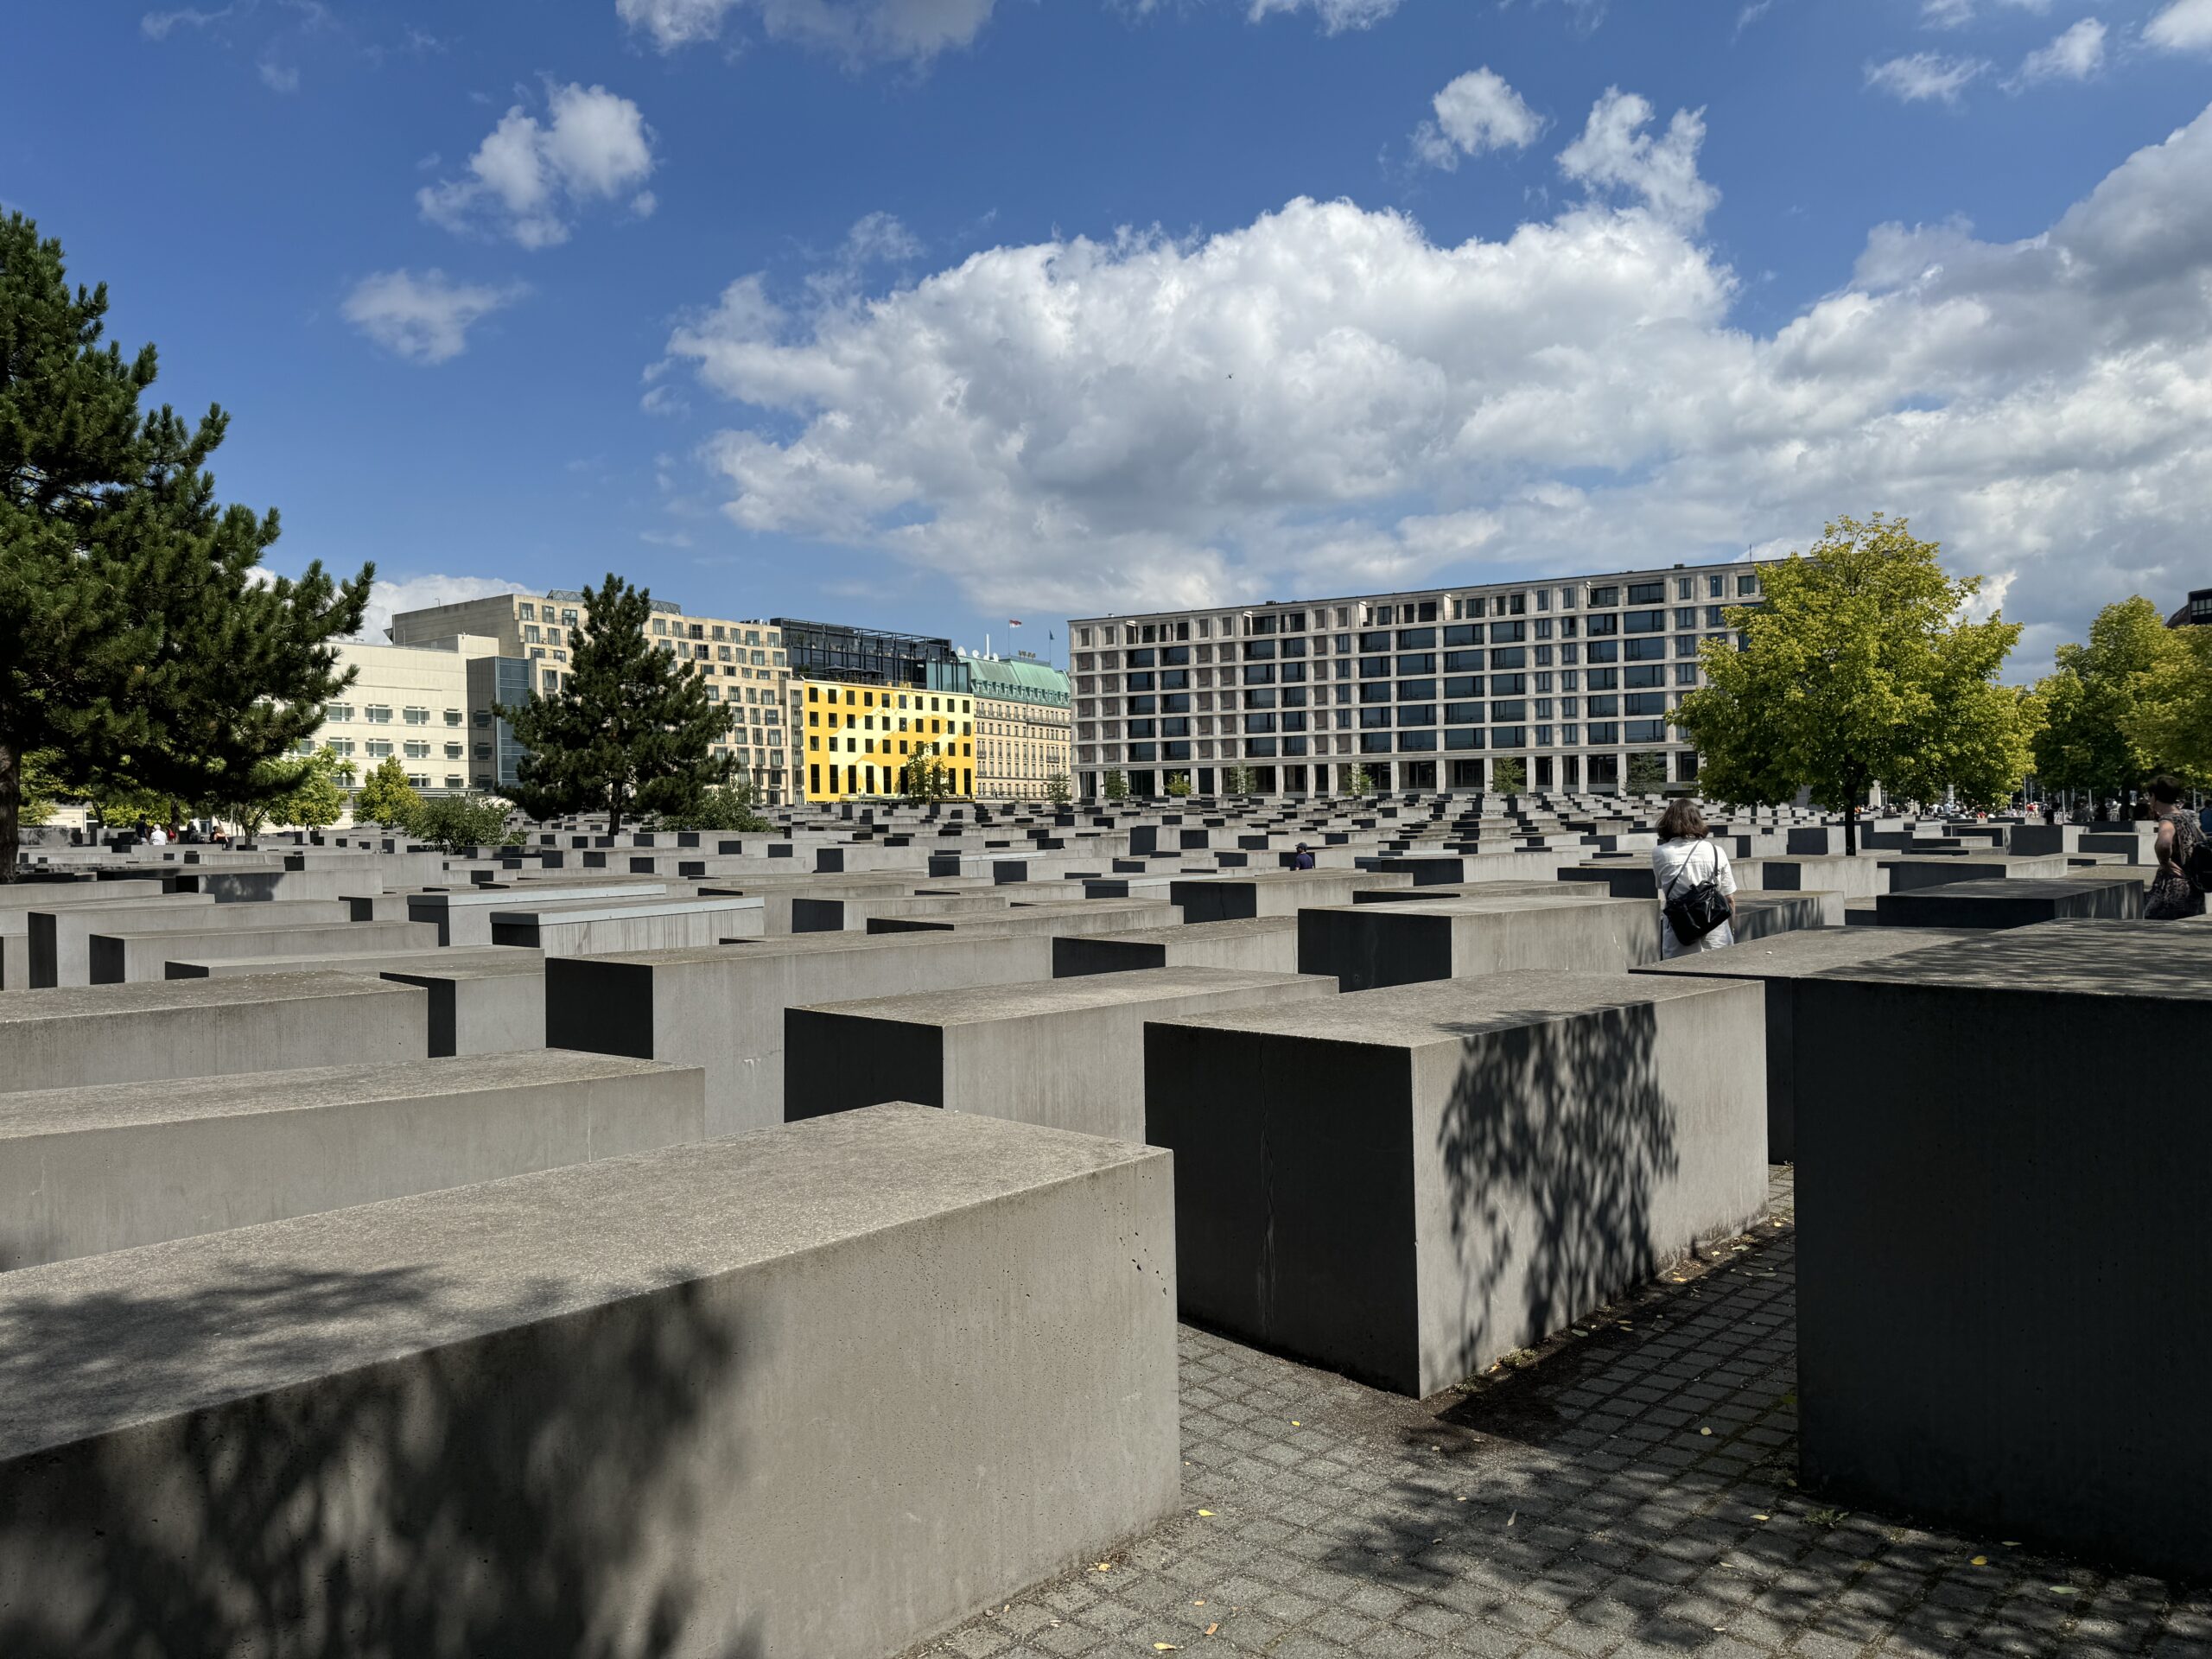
[7,1,2210,675]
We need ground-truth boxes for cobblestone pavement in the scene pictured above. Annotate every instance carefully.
[909,1170,2209,1659]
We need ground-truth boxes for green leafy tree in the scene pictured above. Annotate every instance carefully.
[1625,753,1669,795]
[2032,596,2184,800]
[1102,766,1128,801]
[1163,771,1193,797]
[2126,624,2212,785]
[16,749,64,826]
[407,791,515,852]
[901,741,957,802]
[1220,764,1255,796]
[657,779,771,833]
[0,213,372,880]
[233,747,346,835]
[498,574,734,835]
[1672,516,2037,854]
[354,757,422,830]
[1491,757,1527,794]
[1344,765,1372,797]
[1045,771,1071,806]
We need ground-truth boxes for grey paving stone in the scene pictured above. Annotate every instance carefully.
[904,1169,2198,1659]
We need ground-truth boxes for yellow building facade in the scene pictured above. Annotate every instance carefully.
[796,678,976,801]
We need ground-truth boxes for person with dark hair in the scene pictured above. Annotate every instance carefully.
[1650,798,1737,959]
[2143,773,2205,921]
[1292,842,1315,870]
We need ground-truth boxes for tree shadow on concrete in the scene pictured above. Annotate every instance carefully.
[1431,1003,1681,1389]
[0,1259,760,1659]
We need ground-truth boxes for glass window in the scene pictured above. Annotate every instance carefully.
[1401,729,1438,751]
[1586,721,1619,744]
[1163,645,1191,665]
[1243,689,1278,709]
[1395,653,1436,676]
[1491,647,1527,670]
[1396,627,1437,650]
[1627,582,1664,604]
[1491,673,1528,695]
[1624,693,1668,716]
[1587,640,1619,664]
[1359,630,1392,652]
[1445,702,1484,724]
[1444,676,1482,697]
[1491,699,1527,721]
[1624,637,1667,662]
[1359,656,1392,678]
[1397,705,1436,728]
[1359,732,1393,753]
[1442,649,1484,672]
[1489,620,1525,644]
[1445,727,1483,750]
[1708,575,1726,598]
[1675,664,1700,685]
[1491,726,1526,748]
[1357,683,1393,704]
[1626,720,1669,743]
[1588,695,1620,716]
[1442,624,1478,647]
[1625,664,1665,688]
[1738,575,1761,595]
[1243,640,1275,660]
[1358,706,1392,728]
[1588,585,1620,607]
[1398,678,1437,700]
[1624,610,1664,633]
[1675,636,1701,658]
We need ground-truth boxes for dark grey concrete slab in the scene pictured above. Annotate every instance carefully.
[1793,921,2212,1578]
[0,975,429,1092]
[0,1104,1178,1659]
[546,931,1058,1135]
[1166,871,1409,924]
[1297,894,1659,991]
[1146,970,1767,1396]
[0,1051,704,1268]
[1052,916,1300,978]
[92,918,439,983]
[1872,874,2145,929]
[1633,927,1978,1160]
[379,962,548,1058]
[788,966,1336,1141]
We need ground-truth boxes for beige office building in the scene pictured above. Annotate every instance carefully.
[388,588,797,804]
[312,635,502,797]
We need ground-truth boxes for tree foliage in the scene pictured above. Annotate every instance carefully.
[354,757,422,830]
[2031,596,2203,796]
[1220,764,1255,796]
[237,747,348,835]
[1163,771,1192,797]
[1344,765,1372,797]
[655,779,770,833]
[1491,757,1526,795]
[407,791,514,851]
[1671,517,2037,851]
[2126,623,2212,785]
[1044,771,1071,807]
[1102,766,1128,801]
[0,213,372,880]
[497,574,734,836]
[1625,753,1669,795]
[900,741,956,802]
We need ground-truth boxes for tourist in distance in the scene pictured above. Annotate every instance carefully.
[1650,798,1737,960]
[1292,842,1315,870]
[2142,773,2206,921]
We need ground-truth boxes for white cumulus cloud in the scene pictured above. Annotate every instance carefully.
[2146,0,2212,51]
[1413,69,1544,170]
[1919,0,2050,27]
[1557,88,1718,228]
[419,84,657,250]
[342,270,524,365]
[2012,17,2105,86]
[657,94,2212,666]
[617,0,999,62]
[1866,52,1988,104]
[1248,0,1405,31]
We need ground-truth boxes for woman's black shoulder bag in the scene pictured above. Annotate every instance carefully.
[1662,842,1732,946]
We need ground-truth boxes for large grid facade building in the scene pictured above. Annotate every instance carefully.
[1067,561,1774,800]
[389,589,796,804]
[314,635,503,797]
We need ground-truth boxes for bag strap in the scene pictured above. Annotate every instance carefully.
[1662,839,1715,905]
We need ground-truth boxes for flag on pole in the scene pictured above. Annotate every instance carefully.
[1008,619,1023,627]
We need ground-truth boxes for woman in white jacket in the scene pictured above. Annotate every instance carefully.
[1649,798,1736,960]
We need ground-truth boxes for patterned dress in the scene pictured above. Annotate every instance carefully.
[2145,808,2207,920]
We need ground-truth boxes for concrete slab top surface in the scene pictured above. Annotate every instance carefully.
[174,947,543,978]
[487,895,763,925]
[1154,968,1749,1047]
[0,1051,691,1139]
[0,971,420,1025]
[1809,918,2212,999]
[1082,917,1300,947]
[1632,925,1980,978]
[409,882,670,907]
[576,930,1012,968]
[0,1103,1164,1459]
[1306,893,1643,919]
[796,964,1327,1025]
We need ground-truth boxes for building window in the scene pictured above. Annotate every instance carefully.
[365,705,392,723]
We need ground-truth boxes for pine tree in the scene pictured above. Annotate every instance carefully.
[0,214,372,880]
[498,573,734,835]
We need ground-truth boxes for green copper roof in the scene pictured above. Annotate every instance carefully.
[964,654,1070,702]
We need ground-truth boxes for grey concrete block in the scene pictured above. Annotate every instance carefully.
[1873,874,2145,929]
[1052,916,1300,977]
[1166,871,1409,923]
[1297,894,1659,991]
[1146,970,1767,1395]
[866,899,1180,938]
[91,919,440,983]
[1792,922,2212,1578]
[162,946,537,980]
[788,966,1336,1141]
[0,975,429,1093]
[1878,853,2073,892]
[380,963,548,1058]
[27,895,220,987]
[404,882,668,945]
[0,1051,705,1268]
[546,932,1057,1135]
[488,895,765,956]
[1632,926,1978,1160]
[0,1104,1179,1658]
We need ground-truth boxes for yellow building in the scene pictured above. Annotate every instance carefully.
[963,651,1071,800]
[796,678,976,801]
